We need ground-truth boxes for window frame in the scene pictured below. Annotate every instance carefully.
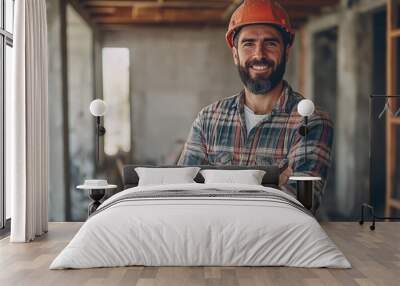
[1,0,14,231]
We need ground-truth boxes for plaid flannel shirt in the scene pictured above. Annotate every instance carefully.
[177,81,334,207]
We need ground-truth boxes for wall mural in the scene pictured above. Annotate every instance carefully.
[66,5,95,221]
[370,95,400,218]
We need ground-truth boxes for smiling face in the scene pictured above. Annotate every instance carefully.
[232,24,289,95]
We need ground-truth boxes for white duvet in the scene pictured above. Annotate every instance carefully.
[50,183,351,269]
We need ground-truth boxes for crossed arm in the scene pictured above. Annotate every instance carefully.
[178,111,334,208]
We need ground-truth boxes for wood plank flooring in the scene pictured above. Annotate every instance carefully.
[0,222,399,286]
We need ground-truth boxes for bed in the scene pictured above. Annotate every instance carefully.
[50,165,350,269]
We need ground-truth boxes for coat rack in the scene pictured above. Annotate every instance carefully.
[359,95,400,230]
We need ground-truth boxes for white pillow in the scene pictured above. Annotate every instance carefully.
[135,167,201,186]
[200,169,266,185]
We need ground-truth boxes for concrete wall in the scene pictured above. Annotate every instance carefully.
[302,0,386,219]
[47,1,103,221]
[102,27,242,164]
[66,4,95,221]
[46,0,66,221]
[285,33,302,93]
[354,12,373,216]
[312,27,338,218]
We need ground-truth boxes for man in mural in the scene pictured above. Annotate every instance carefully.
[178,0,333,210]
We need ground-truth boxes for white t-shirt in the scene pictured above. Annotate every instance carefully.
[243,105,269,135]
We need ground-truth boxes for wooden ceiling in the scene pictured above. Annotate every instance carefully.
[76,0,340,28]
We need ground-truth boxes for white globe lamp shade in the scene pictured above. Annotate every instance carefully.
[297,99,315,117]
[90,99,107,117]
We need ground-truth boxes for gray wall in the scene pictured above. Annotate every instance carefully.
[102,26,299,164]
[312,27,338,219]
[47,0,66,221]
[47,1,98,221]
[66,4,95,221]
[302,0,386,219]
[285,33,302,93]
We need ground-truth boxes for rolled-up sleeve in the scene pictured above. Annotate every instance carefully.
[177,111,208,166]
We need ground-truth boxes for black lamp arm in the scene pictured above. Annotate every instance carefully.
[96,117,106,136]
[95,116,106,168]
[98,126,106,136]
[298,116,308,163]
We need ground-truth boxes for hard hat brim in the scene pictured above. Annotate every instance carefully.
[226,21,295,49]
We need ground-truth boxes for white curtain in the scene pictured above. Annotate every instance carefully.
[7,0,49,242]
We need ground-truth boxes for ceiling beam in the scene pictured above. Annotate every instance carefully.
[284,10,322,19]
[279,0,339,7]
[79,0,340,27]
[82,0,230,9]
[282,5,325,13]
[87,7,324,19]
[90,8,312,24]
[221,0,339,19]
[88,7,118,14]
[93,8,224,24]
[94,17,223,24]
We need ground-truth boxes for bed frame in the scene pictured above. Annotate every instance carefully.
[122,165,317,212]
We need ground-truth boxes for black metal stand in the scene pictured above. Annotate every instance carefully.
[359,203,400,231]
[88,189,105,216]
[296,181,313,210]
[360,95,400,230]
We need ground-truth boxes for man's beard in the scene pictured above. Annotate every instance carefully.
[237,54,286,95]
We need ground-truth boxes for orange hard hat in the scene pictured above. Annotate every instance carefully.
[226,0,295,49]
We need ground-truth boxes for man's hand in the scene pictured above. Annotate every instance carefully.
[279,166,293,187]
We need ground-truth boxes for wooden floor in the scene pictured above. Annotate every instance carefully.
[0,222,399,286]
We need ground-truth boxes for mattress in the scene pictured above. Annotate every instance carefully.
[50,183,351,269]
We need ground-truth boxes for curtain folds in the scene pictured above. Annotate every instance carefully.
[9,0,49,242]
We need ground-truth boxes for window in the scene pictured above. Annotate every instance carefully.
[1,0,14,230]
[102,48,131,156]
[5,0,14,33]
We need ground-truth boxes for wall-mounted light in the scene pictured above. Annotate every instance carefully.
[297,99,315,163]
[90,99,107,166]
